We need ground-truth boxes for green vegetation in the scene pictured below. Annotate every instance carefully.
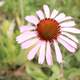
[0,0,80,80]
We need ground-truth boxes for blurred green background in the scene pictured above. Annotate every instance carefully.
[0,0,80,80]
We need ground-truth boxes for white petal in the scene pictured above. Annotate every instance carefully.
[53,40,63,63]
[59,16,73,22]
[43,5,50,18]
[50,9,59,18]
[54,13,65,22]
[27,42,40,60]
[20,26,36,32]
[21,38,39,49]
[61,32,79,43]
[36,10,44,20]
[61,28,80,34]
[25,16,39,25]
[38,41,46,64]
[0,1,5,6]
[59,35,77,49]
[16,31,37,43]
[60,21,76,27]
[58,37,76,53]
[46,41,53,65]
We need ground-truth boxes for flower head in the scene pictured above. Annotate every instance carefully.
[16,5,80,65]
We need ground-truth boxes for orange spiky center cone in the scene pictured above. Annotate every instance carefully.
[36,18,61,42]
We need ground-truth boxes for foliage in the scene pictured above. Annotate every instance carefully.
[0,0,80,80]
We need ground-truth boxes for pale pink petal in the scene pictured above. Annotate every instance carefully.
[46,41,53,65]
[54,13,65,22]
[25,16,39,25]
[27,42,41,60]
[20,26,36,32]
[43,5,50,18]
[60,21,76,27]
[59,35,77,49]
[16,31,37,43]
[38,41,46,64]
[36,10,44,20]
[59,16,73,23]
[21,38,39,49]
[50,9,59,18]
[53,40,63,63]
[61,32,79,43]
[57,36,76,53]
[61,28,80,34]
[16,31,31,40]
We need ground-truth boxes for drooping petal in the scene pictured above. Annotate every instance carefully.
[20,26,36,32]
[46,41,53,65]
[54,13,65,22]
[21,38,39,49]
[16,31,37,43]
[53,40,63,63]
[61,32,79,43]
[60,21,76,27]
[43,5,50,18]
[36,10,44,20]
[58,16,73,23]
[25,16,39,25]
[58,36,76,53]
[59,35,77,49]
[38,41,46,64]
[50,9,59,18]
[27,41,41,60]
[61,28,80,34]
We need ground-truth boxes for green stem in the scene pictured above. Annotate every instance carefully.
[60,63,65,80]
[19,0,24,21]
